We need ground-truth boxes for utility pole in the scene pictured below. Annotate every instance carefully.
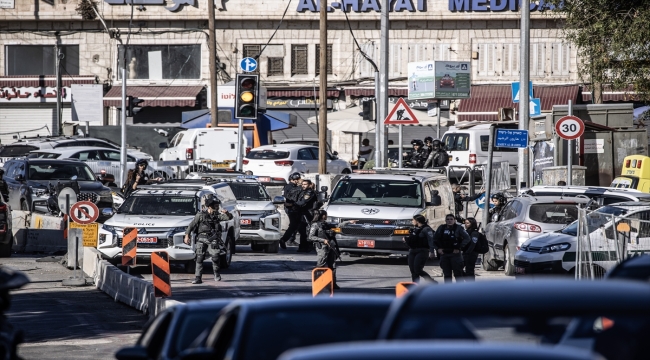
[378,0,389,167]
[318,0,328,174]
[518,0,530,191]
[120,42,128,186]
[55,45,63,136]
[208,0,218,127]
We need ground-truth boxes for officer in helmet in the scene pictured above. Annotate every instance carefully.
[403,139,427,168]
[424,139,449,169]
[280,172,303,249]
[423,136,434,158]
[184,195,233,284]
[122,159,163,197]
[488,192,508,223]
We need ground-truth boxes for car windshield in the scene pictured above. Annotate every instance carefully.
[171,311,222,358]
[528,203,579,225]
[238,306,389,360]
[330,179,422,207]
[561,206,627,236]
[28,152,61,159]
[118,196,197,215]
[246,150,289,160]
[0,145,39,157]
[27,163,96,181]
[228,183,270,201]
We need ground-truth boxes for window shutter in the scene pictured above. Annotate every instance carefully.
[552,43,570,76]
[408,44,428,63]
[389,43,402,77]
[530,43,546,77]
[433,43,451,61]
[359,42,376,77]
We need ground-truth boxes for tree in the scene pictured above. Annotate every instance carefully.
[545,0,650,103]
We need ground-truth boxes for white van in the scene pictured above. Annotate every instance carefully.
[159,128,246,171]
[441,122,519,181]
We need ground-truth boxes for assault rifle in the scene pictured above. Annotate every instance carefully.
[323,222,343,262]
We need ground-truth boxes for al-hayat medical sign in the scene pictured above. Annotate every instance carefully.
[297,0,556,13]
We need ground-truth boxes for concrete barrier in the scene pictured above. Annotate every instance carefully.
[30,212,65,230]
[153,298,184,317]
[11,211,67,253]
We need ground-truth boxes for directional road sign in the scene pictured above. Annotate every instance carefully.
[512,81,533,103]
[555,115,585,140]
[384,98,419,125]
[57,187,77,215]
[69,201,100,225]
[240,57,258,73]
[475,193,494,210]
[495,129,529,148]
[530,98,541,116]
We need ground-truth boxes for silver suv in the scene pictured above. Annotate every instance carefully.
[484,195,590,276]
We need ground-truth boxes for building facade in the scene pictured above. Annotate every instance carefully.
[1,0,593,149]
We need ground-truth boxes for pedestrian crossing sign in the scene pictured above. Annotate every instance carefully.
[384,98,419,125]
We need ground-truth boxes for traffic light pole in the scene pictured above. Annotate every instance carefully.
[120,67,127,187]
[236,118,244,171]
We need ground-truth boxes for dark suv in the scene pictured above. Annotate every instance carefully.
[2,158,113,222]
[0,193,12,257]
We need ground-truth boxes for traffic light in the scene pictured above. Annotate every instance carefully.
[235,74,259,119]
[127,96,144,117]
[361,100,376,121]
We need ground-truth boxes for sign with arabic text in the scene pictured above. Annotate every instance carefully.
[0,86,71,103]
[495,129,528,149]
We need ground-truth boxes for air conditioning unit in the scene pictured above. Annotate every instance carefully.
[498,107,516,121]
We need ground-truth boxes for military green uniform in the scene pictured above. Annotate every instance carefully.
[308,221,339,287]
[186,210,233,280]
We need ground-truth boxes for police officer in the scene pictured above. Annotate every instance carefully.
[122,159,163,197]
[488,193,508,223]
[403,139,427,168]
[423,139,449,169]
[433,214,470,283]
[308,210,341,289]
[462,217,483,281]
[184,195,233,284]
[280,172,303,249]
[423,136,434,158]
[294,179,318,252]
[451,184,484,222]
[0,168,8,202]
[402,214,435,283]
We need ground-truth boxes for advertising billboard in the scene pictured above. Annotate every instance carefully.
[433,61,471,99]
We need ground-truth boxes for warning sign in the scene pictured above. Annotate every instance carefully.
[69,222,99,247]
[384,98,419,125]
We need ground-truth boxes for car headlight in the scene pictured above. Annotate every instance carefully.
[395,219,412,226]
[539,243,571,254]
[31,187,47,198]
[260,210,278,218]
[169,227,187,235]
[102,224,117,233]
[326,217,340,223]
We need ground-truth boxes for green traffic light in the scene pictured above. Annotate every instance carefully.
[240,105,255,117]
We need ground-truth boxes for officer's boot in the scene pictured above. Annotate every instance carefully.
[192,276,202,284]
[214,270,221,282]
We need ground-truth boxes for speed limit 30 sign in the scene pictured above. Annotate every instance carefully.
[555,115,585,140]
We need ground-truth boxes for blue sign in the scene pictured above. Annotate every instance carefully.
[240,57,258,73]
[475,193,494,210]
[449,0,557,12]
[495,129,528,149]
[530,98,541,116]
[511,81,533,103]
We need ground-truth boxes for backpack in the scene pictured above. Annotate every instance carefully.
[474,232,489,254]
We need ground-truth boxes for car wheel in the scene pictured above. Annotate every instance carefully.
[251,242,265,252]
[219,233,234,269]
[265,241,279,253]
[482,251,500,271]
[503,244,515,276]
[185,260,196,274]
[20,200,29,212]
[0,234,13,258]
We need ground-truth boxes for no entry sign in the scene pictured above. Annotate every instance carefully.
[555,115,585,140]
[69,201,99,225]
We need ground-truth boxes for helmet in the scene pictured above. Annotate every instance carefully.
[203,194,221,209]
[432,139,442,150]
[411,139,424,147]
[424,136,433,143]
[490,192,507,204]
[289,172,301,181]
[135,159,149,169]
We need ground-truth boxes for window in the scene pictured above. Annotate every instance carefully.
[243,45,261,74]
[480,135,518,152]
[433,43,451,61]
[477,43,498,77]
[315,44,333,75]
[245,150,289,160]
[297,148,314,160]
[358,42,377,77]
[291,44,308,76]
[528,203,579,224]
[307,148,334,160]
[5,45,79,75]
[267,57,284,76]
[389,43,403,77]
[503,43,520,77]
[117,45,201,80]
[0,145,39,157]
[530,43,546,77]
[408,44,428,63]
[442,134,469,151]
[551,43,571,76]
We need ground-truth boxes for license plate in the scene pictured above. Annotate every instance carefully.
[240,219,252,225]
[137,237,158,244]
[515,267,526,275]
[258,177,271,183]
[357,240,375,248]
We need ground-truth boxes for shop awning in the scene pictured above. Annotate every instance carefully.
[181,110,292,132]
[103,86,204,107]
[267,88,339,98]
[0,75,97,87]
[344,87,409,97]
[456,84,580,122]
[581,85,639,102]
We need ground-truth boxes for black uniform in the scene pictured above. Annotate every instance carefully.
[122,169,151,198]
[453,192,483,221]
[462,226,483,281]
[185,210,233,281]
[404,148,428,168]
[424,148,450,168]
[433,223,470,283]
[294,188,318,252]
[404,225,435,282]
[308,221,339,287]
[280,182,303,247]
[488,204,505,223]
[0,172,8,202]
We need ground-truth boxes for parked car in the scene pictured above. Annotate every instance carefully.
[484,195,590,275]
[177,295,393,360]
[1,158,113,220]
[524,185,650,204]
[378,279,650,360]
[115,299,232,360]
[514,202,650,276]
[27,147,172,180]
[605,254,650,282]
[159,128,245,173]
[0,194,12,257]
[185,170,286,187]
[278,342,605,360]
[242,144,351,183]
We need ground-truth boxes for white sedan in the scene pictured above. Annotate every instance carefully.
[242,144,351,183]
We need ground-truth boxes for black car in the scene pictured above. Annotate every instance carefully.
[178,295,393,360]
[2,158,113,221]
[606,255,650,282]
[0,193,12,257]
[115,299,231,360]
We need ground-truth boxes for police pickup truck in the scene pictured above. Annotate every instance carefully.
[97,183,240,270]
[324,170,454,256]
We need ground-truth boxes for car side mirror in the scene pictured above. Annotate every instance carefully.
[333,151,338,156]
[159,142,168,149]
[273,196,285,205]
[428,195,442,207]
[177,348,215,360]
[14,174,25,182]
[321,186,328,192]
[114,346,149,360]
[102,208,115,217]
